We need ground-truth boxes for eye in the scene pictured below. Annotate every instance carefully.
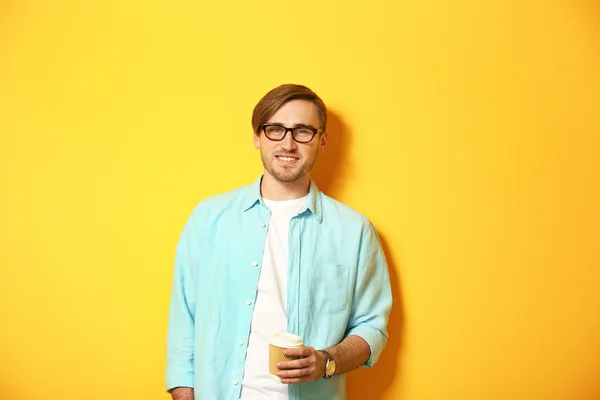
[269,126,284,133]
[295,128,312,135]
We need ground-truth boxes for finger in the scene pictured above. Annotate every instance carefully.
[277,357,311,370]
[283,346,314,358]
[277,367,312,379]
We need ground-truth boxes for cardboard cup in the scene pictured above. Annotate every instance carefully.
[269,333,304,377]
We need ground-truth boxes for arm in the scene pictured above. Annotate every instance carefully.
[321,334,370,374]
[277,335,370,384]
[343,219,392,368]
[277,219,392,383]
[169,387,194,400]
[166,209,202,393]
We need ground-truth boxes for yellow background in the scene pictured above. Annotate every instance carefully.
[1,0,599,399]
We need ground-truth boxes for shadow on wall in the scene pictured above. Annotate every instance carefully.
[0,0,18,28]
[0,378,17,400]
[573,1,600,42]
[311,110,353,199]
[313,110,405,398]
[0,1,10,36]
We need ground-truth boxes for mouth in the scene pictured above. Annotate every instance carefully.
[275,155,300,164]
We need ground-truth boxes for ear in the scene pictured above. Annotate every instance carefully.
[253,133,260,149]
[318,131,328,153]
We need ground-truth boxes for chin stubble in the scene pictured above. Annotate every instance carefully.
[261,151,318,183]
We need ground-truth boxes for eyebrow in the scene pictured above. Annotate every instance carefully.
[265,122,317,129]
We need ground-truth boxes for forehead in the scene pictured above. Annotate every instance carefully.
[268,100,321,126]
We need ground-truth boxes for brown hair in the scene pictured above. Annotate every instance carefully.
[251,84,327,134]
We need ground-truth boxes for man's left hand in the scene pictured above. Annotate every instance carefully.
[276,346,326,384]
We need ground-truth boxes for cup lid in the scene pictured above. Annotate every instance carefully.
[269,332,303,348]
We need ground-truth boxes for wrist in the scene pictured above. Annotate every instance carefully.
[320,349,336,379]
[169,387,194,400]
[317,350,327,377]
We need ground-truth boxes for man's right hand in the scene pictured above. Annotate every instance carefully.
[169,387,194,400]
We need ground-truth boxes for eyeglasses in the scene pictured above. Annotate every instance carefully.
[260,124,323,143]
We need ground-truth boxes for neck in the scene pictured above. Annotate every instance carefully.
[261,172,310,201]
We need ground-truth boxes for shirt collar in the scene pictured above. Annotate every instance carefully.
[242,175,323,223]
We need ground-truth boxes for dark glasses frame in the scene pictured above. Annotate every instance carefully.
[260,124,323,143]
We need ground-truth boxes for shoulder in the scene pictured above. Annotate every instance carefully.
[319,192,371,228]
[197,185,247,209]
[189,183,251,221]
[317,192,384,257]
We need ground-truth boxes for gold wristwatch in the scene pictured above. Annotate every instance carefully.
[320,350,336,379]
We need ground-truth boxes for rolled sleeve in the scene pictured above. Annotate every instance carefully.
[166,364,195,392]
[346,325,388,367]
[346,218,393,368]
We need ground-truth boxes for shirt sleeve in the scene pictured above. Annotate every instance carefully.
[345,218,393,367]
[166,207,201,391]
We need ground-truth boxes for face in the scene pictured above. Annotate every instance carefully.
[253,99,327,183]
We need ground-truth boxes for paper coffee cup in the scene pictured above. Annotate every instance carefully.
[269,333,304,377]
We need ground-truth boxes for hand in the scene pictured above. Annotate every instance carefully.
[276,346,326,384]
[169,387,194,400]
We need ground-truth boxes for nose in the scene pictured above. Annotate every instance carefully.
[280,130,298,151]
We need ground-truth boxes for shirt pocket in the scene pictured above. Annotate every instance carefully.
[310,262,351,314]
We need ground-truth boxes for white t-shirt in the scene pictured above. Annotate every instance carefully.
[240,196,307,400]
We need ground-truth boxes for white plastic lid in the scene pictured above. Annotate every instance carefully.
[269,332,303,348]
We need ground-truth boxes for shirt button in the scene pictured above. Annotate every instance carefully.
[252,261,259,267]
[259,222,266,228]
[233,379,239,385]
[246,300,252,305]
[239,340,244,346]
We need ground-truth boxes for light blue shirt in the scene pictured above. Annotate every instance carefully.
[166,176,392,400]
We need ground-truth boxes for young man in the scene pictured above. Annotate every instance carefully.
[166,84,392,400]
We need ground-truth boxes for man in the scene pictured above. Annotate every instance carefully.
[166,84,392,400]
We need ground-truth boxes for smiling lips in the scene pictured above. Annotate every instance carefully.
[276,155,300,163]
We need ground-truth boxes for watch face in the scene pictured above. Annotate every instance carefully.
[326,359,336,376]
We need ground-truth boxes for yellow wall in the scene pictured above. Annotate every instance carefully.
[1,0,599,399]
